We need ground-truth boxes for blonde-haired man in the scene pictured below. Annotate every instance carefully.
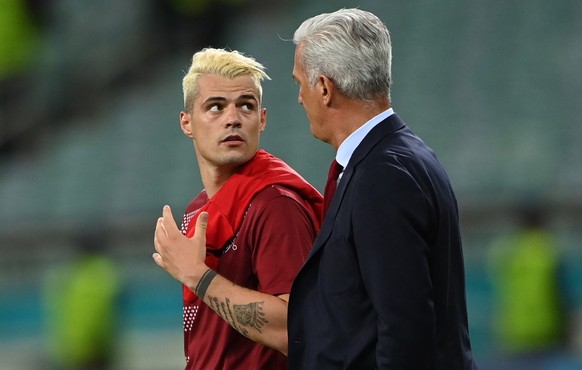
[153,48,323,370]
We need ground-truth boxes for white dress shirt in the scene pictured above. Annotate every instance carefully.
[335,108,395,180]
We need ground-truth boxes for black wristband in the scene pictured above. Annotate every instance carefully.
[194,269,217,300]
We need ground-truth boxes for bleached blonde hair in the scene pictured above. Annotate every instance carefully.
[182,48,271,112]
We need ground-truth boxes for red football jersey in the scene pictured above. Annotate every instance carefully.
[180,185,317,370]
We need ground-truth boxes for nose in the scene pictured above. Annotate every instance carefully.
[225,104,242,129]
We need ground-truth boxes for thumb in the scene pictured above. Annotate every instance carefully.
[192,211,209,248]
[194,212,209,238]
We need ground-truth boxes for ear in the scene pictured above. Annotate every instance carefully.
[259,108,267,133]
[318,76,335,106]
[180,111,194,138]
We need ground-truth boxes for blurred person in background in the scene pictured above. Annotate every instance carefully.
[487,205,567,369]
[0,0,39,96]
[152,48,323,370]
[287,8,478,369]
[42,231,121,370]
[0,0,41,151]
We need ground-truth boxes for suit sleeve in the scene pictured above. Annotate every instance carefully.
[352,161,435,368]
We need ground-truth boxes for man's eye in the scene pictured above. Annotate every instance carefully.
[241,103,253,111]
[209,104,221,112]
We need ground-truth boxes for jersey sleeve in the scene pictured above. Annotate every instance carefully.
[246,187,317,296]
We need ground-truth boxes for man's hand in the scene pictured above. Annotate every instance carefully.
[153,205,209,286]
[153,205,290,354]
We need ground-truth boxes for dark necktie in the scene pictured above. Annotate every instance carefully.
[323,160,343,218]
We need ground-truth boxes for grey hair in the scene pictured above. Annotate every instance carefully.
[293,8,392,101]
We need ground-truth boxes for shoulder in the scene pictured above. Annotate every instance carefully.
[244,185,317,232]
[354,123,450,190]
[239,185,317,258]
[250,185,309,211]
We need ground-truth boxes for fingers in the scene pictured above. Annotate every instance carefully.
[153,205,176,253]
[162,205,180,236]
[153,206,174,268]
[152,252,165,268]
[157,216,168,237]
[153,218,166,268]
[154,217,165,253]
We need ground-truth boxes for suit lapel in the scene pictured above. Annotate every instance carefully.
[305,114,406,260]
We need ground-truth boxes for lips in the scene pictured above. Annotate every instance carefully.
[221,134,244,143]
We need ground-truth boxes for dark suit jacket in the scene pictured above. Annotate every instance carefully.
[288,114,478,369]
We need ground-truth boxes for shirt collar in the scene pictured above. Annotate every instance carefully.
[336,108,394,169]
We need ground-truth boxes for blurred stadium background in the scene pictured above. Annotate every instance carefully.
[1,0,581,369]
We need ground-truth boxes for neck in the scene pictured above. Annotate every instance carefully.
[328,97,390,150]
[201,172,231,199]
[198,161,238,199]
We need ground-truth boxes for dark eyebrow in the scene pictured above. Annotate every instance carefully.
[202,96,226,105]
[203,94,258,103]
[238,94,258,102]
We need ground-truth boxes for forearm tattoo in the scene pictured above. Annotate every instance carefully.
[207,295,268,338]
